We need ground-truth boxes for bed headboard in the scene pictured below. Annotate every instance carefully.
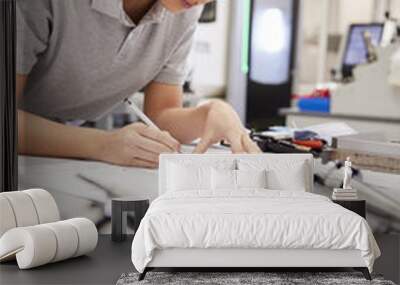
[159,154,314,195]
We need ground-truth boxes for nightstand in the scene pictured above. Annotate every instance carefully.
[112,198,150,242]
[332,199,366,218]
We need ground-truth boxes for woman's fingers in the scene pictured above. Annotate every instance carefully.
[229,135,245,154]
[130,146,160,163]
[100,122,181,168]
[193,132,215,154]
[242,134,262,153]
[193,139,210,154]
[138,125,180,152]
[226,132,261,154]
[128,157,158,169]
[194,131,260,154]
[134,133,176,154]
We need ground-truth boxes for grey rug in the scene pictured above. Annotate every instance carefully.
[116,272,396,285]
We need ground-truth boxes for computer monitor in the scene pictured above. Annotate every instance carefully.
[342,23,384,68]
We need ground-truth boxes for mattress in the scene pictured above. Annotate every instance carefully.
[131,190,380,273]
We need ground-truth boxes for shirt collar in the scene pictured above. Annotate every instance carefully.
[91,0,168,27]
[142,2,168,24]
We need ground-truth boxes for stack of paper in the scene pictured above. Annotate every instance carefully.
[334,132,400,157]
[301,122,357,146]
[332,188,358,200]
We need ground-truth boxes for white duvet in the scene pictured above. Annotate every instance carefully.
[131,190,380,273]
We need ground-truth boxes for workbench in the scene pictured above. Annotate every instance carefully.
[279,108,400,174]
[323,148,400,174]
[280,108,400,139]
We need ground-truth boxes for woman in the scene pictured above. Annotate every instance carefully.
[16,0,260,169]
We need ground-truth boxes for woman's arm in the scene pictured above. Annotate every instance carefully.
[17,75,109,160]
[17,75,179,168]
[144,81,261,153]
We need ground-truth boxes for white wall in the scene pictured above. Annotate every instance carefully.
[191,0,231,96]
[337,0,375,33]
[393,0,400,18]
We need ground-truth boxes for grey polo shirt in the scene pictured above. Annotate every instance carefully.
[17,0,202,121]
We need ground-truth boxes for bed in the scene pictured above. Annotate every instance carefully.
[131,154,381,281]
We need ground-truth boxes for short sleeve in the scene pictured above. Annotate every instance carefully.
[16,0,52,75]
[153,24,197,86]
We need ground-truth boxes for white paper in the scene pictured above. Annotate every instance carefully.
[302,122,357,145]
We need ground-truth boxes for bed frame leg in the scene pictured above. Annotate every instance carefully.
[354,267,372,280]
[138,268,148,281]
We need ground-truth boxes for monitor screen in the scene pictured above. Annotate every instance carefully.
[342,23,384,67]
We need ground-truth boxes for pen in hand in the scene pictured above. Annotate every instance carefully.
[124,98,182,153]
[124,98,160,130]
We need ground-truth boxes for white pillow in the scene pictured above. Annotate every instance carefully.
[167,162,212,191]
[266,165,307,191]
[211,169,237,190]
[238,159,308,191]
[211,169,268,190]
[236,169,267,189]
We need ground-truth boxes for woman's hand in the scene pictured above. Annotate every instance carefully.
[98,123,180,168]
[193,100,261,154]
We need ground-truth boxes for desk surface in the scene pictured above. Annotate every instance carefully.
[0,235,134,285]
